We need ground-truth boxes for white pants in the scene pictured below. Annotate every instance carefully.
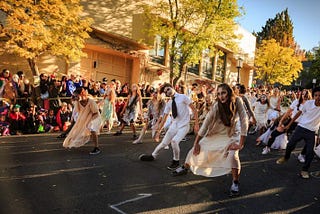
[152,122,190,161]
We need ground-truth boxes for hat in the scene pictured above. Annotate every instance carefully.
[14,104,21,109]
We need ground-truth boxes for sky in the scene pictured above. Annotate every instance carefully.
[236,0,320,51]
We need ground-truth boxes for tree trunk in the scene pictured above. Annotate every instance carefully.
[169,55,175,85]
[173,62,186,86]
[27,58,39,76]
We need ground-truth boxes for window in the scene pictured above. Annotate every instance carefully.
[214,51,226,83]
[149,35,165,65]
[201,49,213,79]
[188,63,200,75]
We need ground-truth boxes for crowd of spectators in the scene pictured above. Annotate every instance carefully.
[0,68,312,137]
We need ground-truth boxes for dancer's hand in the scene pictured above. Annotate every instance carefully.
[154,130,161,143]
[193,144,201,155]
[228,143,243,151]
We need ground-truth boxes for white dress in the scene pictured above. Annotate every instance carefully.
[268,96,280,121]
[253,101,269,129]
[184,97,248,177]
[63,98,101,148]
[185,123,240,177]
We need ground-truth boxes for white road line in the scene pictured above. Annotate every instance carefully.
[110,193,152,214]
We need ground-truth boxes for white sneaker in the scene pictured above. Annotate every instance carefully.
[262,147,270,155]
[298,154,305,163]
[230,182,240,197]
[132,139,142,144]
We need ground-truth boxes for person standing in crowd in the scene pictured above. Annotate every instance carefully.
[176,80,187,95]
[139,83,199,170]
[276,87,320,179]
[172,83,248,197]
[66,74,76,97]
[63,87,101,155]
[114,83,143,139]
[119,83,129,97]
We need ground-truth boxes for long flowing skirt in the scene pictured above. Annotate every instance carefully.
[101,99,114,126]
[185,133,240,177]
[63,116,101,148]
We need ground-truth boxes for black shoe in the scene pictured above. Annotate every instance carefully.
[57,133,66,139]
[132,134,138,140]
[89,147,101,155]
[171,166,188,176]
[139,154,155,161]
[167,160,180,170]
[113,131,122,136]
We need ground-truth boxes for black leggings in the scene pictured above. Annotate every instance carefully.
[267,129,285,147]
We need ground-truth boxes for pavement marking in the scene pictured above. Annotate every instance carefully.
[0,166,103,180]
[110,193,152,214]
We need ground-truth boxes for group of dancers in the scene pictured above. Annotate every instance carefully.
[59,81,320,196]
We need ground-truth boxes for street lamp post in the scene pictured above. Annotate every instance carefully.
[236,57,243,83]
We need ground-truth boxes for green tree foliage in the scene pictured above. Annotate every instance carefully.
[255,39,302,85]
[309,46,320,79]
[256,8,295,49]
[142,0,241,85]
[0,0,92,75]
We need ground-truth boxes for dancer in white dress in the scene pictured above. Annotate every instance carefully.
[100,82,116,133]
[267,88,281,122]
[63,87,101,155]
[114,83,143,139]
[172,83,248,197]
[132,89,166,144]
[253,94,270,145]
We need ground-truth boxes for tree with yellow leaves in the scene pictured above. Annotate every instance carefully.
[142,0,241,85]
[0,0,92,75]
[255,39,302,85]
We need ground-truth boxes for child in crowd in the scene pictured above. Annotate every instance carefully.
[8,104,26,135]
[36,108,47,133]
[45,109,60,132]
[56,102,72,131]
[25,103,38,134]
[0,114,10,136]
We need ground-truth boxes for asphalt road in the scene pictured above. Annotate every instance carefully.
[0,130,319,214]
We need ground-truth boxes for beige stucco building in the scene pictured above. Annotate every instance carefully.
[0,0,256,88]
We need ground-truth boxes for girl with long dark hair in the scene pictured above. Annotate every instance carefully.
[172,83,248,197]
